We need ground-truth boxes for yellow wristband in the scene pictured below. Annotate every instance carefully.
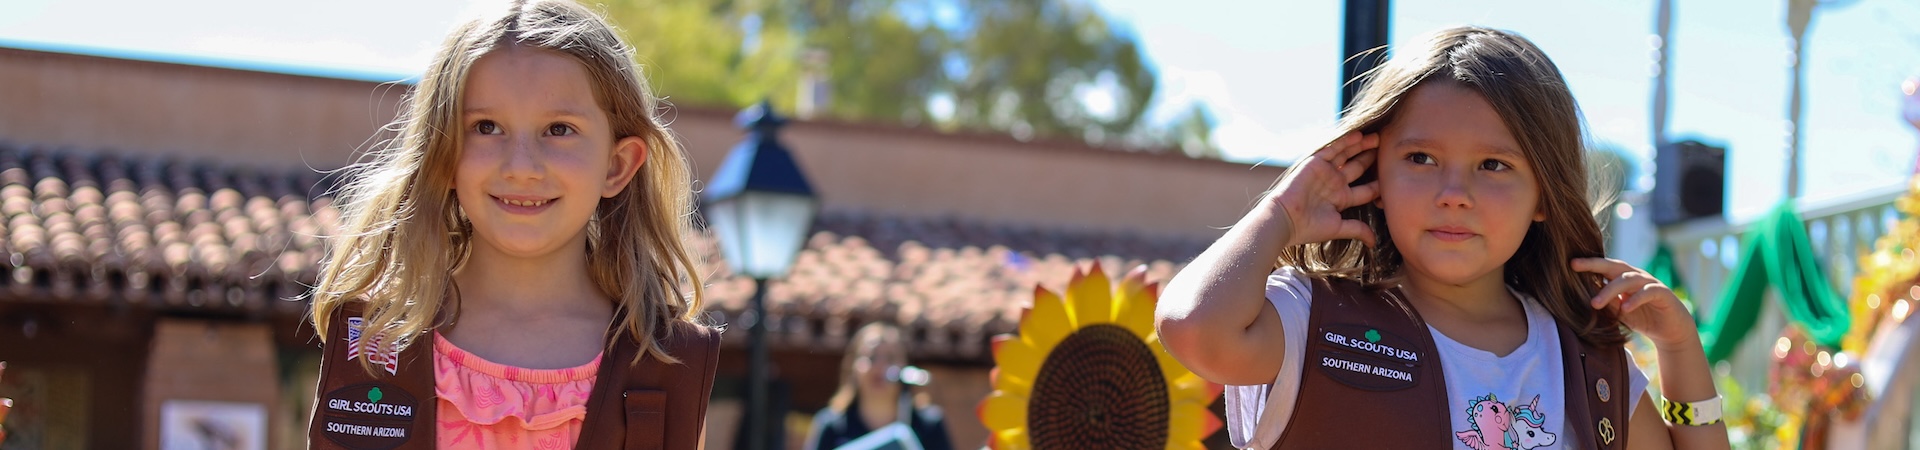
[1660,396,1723,426]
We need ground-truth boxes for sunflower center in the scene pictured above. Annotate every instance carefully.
[1028,323,1170,449]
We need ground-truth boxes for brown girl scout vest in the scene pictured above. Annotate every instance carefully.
[1271,277,1631,449]
[307,303,721,450]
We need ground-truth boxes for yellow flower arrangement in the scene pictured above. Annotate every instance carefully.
[977,263,1222,449]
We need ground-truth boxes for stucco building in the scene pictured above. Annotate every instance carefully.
[0,43,1284,449]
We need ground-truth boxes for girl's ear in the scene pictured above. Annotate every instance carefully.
[603,136,649,198]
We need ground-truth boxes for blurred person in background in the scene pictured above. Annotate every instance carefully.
[804,323,952,450]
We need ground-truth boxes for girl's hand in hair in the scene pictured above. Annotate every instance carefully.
[1574,258,1730,450]
[1570,258,1701,349]
[1269,131,1381,248]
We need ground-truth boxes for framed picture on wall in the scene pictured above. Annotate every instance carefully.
[159,400,265,450]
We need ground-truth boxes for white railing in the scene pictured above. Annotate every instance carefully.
[1656,184,1907,389]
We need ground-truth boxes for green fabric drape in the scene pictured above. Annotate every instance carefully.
[1680,201,1852,363]
[1646,244,1689,312]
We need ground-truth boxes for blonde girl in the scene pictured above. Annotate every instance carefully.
[1156,27,1730,449]
[306,1,717,448]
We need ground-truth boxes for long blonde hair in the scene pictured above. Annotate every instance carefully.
[311,0,706,369]
[1277,26,1624,345]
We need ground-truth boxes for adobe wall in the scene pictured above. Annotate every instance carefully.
[0,47,405,170]
[671,109,1288,239]
[0,46,1289,241]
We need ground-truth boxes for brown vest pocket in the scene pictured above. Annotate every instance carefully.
[624,389,667,450]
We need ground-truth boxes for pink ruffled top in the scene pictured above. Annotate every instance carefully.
[434,332,601,449]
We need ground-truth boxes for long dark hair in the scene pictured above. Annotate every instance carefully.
[1276,26,1624,345]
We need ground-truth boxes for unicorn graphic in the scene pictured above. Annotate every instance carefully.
[1455,394,1558,450]
[1507,396,1557,450]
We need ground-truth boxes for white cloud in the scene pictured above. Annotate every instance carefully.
[1217,120,1339,165]
[1145,66,1231,124]
[1149,66,1336,165]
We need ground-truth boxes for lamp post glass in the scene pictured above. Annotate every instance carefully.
[707,192,816,279]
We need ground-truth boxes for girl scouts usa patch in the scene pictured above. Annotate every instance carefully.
[320,383,418,449]
[1312,323,1422,391]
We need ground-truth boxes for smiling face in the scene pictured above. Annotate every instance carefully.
[455,46,645,261]
[1376,80,1544,287]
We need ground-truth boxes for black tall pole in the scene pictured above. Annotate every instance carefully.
[1342,0,1391,113]
[746,277,770,450]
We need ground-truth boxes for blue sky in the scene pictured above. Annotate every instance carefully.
[1,0,1916,223]
[1099,0,1920,223]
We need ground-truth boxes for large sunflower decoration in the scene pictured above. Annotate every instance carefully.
[978,263,1223,449]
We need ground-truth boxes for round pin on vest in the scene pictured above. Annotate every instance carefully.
[1597,378,1611,403]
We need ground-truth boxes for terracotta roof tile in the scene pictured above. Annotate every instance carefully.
[0,144,328,312]
[696,214,1203,362]
[1,145,1208,361]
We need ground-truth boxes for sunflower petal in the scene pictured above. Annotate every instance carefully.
[992,338,1040,392]
[994,428,1031,450]
[979,392,1030,434]
[1168,399,1221,446]
[1120,264,1151,296]
[1021,286,1072,348]
[1149,335,1193,378]
[1167,371,1214,402]
[1067,264,1113,325]
[1201,402,1225,437]
[1112,265,1158,339]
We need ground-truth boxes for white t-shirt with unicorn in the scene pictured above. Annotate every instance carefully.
[1224,267,1649,450]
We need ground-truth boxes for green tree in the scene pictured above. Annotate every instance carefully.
[600,0,1191,153]
[602,0,803,108]
[776,0,949,126]
[943,0,1156,144]
[1167,104,1219,158]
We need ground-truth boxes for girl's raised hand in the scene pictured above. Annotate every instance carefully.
[1571,258,1701,349]
[1270,131,1381,248]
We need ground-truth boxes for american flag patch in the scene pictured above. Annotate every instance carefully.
[344,317,400,375]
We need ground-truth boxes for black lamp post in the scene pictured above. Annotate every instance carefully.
[703,100,818,450]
